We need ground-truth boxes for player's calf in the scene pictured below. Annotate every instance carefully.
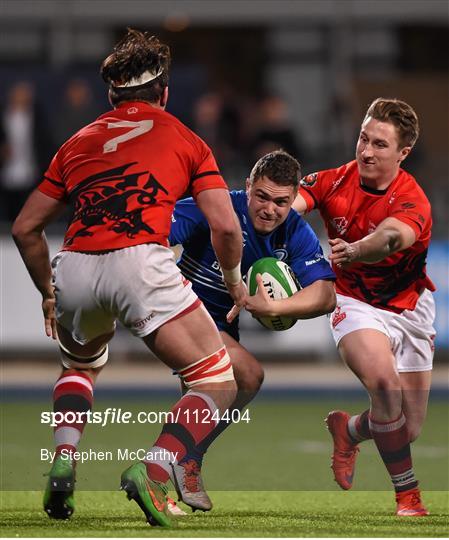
[172,338,263,511]
[144,347,235,483]
[44,346,105,520]
[369,413,421,497]
[347,409,371,443]
[52,369,95,456]
[121,346,235,522]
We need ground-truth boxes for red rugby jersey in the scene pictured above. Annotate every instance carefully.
[38,102,227,251]
[300,160,435,313]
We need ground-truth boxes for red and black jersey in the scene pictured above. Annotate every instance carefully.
[300,160,435,313]
[38,102,227,252]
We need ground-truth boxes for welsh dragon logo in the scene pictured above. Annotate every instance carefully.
[64,162,168,246]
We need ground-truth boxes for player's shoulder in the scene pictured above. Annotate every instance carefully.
[174,196,209,220]
[301,160,356,188]
[104,103,203,146]
[155,108,190,132]
[283,208,316,246]
[172,195,208,228]
[53,120,98,158]
[175,195,196,209]
[60,106,125,150]
[230,190,247,211]
[396,168,430,205]
[286,205,307,227]
[158,109,208,150]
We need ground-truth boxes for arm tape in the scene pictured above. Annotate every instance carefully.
[222,264,242,285]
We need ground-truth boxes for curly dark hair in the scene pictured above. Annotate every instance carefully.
[249,150,301,188]
[365,98,419,149]
[101,28,171,106]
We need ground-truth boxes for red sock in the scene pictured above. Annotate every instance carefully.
[144,391,218,482]
[347,409,371,443]
[53,370,93,457]
[369,412,418,493]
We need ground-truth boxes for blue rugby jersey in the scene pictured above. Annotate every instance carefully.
[169,190,335,340]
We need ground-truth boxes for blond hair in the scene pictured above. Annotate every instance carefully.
[365,98,419,149]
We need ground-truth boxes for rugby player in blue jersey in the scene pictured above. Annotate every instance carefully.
[168,150,336,511]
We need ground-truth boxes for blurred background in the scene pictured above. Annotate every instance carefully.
[2,2,447,499]
[1,0,448,372]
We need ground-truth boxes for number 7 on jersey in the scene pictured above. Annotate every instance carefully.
[103,120,153,153]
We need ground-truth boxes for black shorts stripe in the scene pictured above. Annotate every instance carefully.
[380,445,411,464]
[161,423,196,453]
[191,171,221,182]
[54,395,92,413]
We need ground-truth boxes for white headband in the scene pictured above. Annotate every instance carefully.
[113,67,163,88]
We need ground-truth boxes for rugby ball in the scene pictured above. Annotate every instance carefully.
[246,257,300,331]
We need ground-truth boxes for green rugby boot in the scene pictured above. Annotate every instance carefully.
[43,455,75,520]
[121,463,172,527]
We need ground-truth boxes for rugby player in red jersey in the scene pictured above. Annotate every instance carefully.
[12,29,247,527]
[294,98,435,516]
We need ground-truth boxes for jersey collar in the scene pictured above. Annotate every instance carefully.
[358,169,401,196]
[358,181,389,195]
[115,101,165,114]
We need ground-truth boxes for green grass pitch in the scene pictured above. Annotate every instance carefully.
[1,397,448,536]
[2,490,448,537]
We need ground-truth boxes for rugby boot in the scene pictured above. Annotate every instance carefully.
[120,462,172,527]
[167,496,187,516]
[43,454,75,520]
[396,488,429,516]
[326,410,360,490]
[171,459,213,512]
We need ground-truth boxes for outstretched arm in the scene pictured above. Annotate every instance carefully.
[195,188,247,308]
[12,189,67,339]
[329,217,416,266]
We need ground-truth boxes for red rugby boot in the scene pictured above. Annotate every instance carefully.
[326,410,360,490]
[396,488,429,516]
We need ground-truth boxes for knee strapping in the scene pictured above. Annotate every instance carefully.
[58,341,109,370]
[178,346,234,388]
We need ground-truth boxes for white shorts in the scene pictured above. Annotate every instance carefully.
[51,244,199,345]
[330,290,436,372]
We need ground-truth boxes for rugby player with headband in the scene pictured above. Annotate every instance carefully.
[13,28,247,527]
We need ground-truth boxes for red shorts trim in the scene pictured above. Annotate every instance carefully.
[168,298,202,323]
